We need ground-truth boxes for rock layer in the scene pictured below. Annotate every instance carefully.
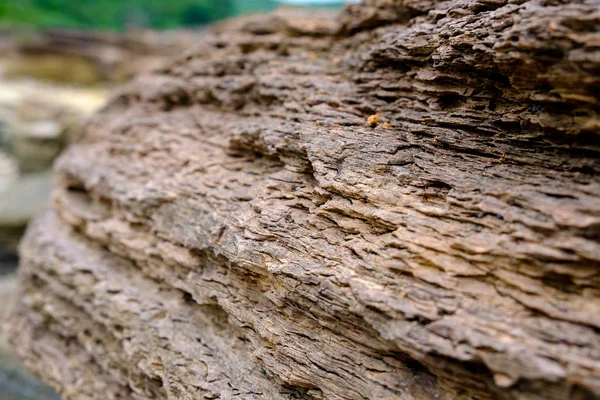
[4,1,600,399]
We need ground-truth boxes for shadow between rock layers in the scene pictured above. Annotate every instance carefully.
[4,1,600,399]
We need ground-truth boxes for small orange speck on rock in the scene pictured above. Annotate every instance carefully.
[384,122,392,128]
[367,114,381,128]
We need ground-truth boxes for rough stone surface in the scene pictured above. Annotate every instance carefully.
[4,1,600,399]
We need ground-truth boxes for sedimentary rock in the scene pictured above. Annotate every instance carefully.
[4,1,600,399]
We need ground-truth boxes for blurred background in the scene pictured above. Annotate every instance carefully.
[0,1,350,399]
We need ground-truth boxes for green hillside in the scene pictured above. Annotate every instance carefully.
[0,0,348,31]
[0,0,263,30]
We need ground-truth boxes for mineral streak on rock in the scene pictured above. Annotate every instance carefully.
[4,1,600,399]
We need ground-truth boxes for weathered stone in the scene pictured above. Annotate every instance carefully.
[4,1,600,399]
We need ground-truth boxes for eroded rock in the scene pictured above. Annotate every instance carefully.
[3,1,600,399]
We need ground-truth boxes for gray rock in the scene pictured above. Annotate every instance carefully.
[10,120,63,172]
[0,171,52,227]
[0,171,52,253]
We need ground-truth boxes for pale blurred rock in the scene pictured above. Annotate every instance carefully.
[0,171,52,252]
[0,150,19,191]
[0,171,52,226]
[0,79,108,171]
[5,29,197,84]
[10,120,63,172]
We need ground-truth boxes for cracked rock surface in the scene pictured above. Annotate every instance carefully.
[4,1,600,399]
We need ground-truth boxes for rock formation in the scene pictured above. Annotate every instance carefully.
[4,0,600,399]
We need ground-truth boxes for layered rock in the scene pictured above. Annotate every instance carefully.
[4,1,600,399]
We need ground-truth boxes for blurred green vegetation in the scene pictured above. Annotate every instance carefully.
[0,0,279,30]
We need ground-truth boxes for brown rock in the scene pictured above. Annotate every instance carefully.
[3,2,600,399]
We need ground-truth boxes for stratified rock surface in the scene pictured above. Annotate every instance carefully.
[4,1,600,399]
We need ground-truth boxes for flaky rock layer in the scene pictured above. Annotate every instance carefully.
[5,1,600,399]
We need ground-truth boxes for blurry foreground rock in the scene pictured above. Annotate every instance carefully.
[0,26,201,400]
[0,30,115,400]
[0,275,60,400]
[4,1,600,399]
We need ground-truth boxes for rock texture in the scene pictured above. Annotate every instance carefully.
[4,1,600,399]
